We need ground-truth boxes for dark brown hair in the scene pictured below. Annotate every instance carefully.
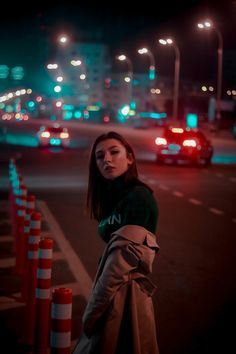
[86,131,139,220]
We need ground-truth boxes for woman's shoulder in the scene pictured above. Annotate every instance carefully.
[126,183,156,204]
[132,183,153,195]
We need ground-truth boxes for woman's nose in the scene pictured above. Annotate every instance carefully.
[104,152,111,162]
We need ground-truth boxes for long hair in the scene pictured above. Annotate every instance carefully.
[87,131,139,220]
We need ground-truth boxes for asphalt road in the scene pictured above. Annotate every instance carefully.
[0,126,236,354]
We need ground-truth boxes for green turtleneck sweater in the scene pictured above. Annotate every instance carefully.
[98,177,158,243]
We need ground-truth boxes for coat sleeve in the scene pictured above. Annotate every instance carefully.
[82,244,140,337]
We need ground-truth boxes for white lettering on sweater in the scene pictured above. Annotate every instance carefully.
[99,213,121,227]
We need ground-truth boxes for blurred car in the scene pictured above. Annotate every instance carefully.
[37,123,71,148]
[155,125,213,166]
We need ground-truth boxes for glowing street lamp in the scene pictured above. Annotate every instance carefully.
[158,38,180,121]
[58,34,69,45]
[47,63,58,70]
[137,47,156,81]
[116,55,133,82]
[197,20,223,122]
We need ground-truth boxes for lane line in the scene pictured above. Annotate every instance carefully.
[209,207,224,216]
[189,198,202,206]
[173,191,184,197]
[0,297,25,311]
[37,200,92,301]
[158,184,169,191]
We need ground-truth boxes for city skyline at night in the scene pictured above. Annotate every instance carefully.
[0,0,235,88]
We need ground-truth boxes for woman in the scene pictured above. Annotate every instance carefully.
[73,131,160,354]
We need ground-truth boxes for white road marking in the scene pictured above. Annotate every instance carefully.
[0,297,25,311]
[158,184,169,191]
[147,179,157,184]
[188,198,202,205]
[173,191,184,197]
[209,207,224,216]
[37,200,92,301]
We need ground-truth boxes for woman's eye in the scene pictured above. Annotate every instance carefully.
[96,154,104,160]
[111,150,119,155]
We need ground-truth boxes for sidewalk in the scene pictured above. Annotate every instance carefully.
[0,197,85,353]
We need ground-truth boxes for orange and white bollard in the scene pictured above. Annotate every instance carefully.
[21,195,36,301]
[50,288,73,354]
[8,158,16,221]
[15,183,27,274]
[24,211,41,347]
[35,237,54,354]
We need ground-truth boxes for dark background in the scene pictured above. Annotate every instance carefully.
[0,0,235,90]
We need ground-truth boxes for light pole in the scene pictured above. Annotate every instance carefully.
[138,47,156,112]
[137,47,156,82]
[116,54,133,107]
[158,38,180,121]
[197,20,223,123]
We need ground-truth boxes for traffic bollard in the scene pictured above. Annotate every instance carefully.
[50,288,72,354]
[35,237,53,353]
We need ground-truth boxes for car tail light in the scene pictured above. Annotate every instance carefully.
[60,132,69,139]
[182,139,197,147]
[155,137,167,145]
[41,131,50,138]
[170,127,184,133]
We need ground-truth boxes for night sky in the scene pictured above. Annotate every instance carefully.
[0,0,235,86]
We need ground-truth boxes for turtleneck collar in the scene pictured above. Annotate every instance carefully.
[106,171,132,192]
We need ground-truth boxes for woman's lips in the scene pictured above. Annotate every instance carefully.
[104,166,115,172]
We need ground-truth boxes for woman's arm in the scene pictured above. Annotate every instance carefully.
[83,244,139,337]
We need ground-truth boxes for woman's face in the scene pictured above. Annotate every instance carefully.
[95,138,133,180]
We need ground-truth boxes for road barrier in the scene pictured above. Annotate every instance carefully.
[15,183,27,274]
[50,288,73,354]
[7,159,73,352]
[24,211,41,347]
[35,237,53,353]
[21,194,36,301]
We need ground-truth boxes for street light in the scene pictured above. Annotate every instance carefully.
[116,54,133,106]
[137,47,156,82]
[197,20,223,123]
[57,34,69,46]
[158,38,180,121]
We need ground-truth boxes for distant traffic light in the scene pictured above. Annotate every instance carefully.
[120,104,130,116]
[26,100,36,111]
[186,113,198,129]
[55,100,62,108]
[149,66,156,80]
[54,85,62,93]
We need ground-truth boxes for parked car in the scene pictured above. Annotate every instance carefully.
[36,123,71,148]
[155,125,214,166]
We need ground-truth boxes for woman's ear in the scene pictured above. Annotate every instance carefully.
[127,153,134,165]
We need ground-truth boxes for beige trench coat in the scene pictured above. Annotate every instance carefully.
[73,225,160,354]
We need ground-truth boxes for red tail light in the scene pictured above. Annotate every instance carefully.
[183,139,197,147]
[155,137,167,145]
[41,131,50,138]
